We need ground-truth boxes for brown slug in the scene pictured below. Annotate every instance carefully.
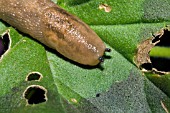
[0,0,110,66]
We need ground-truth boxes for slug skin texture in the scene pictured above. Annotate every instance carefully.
[0,0,106,66]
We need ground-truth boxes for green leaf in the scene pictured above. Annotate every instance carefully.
[150,46,170,58]
[0,0,170,112]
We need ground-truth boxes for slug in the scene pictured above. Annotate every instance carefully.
[0,0,110,66]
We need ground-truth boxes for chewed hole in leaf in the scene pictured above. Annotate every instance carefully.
[99,4,112,13]
[96,93,100,97]
[154,29,170,47]
[150,57,170,72]
[26,72,43,81]
[152,34,161,43]
[140,63,152,71]
[149,29,170,72]
[136,27,170,74]
[0,31,10,58]
[23,85,47,105]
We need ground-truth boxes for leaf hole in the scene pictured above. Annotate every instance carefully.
[149,29,170,72]
[140,63,152,71]
[151,34,161,43]
[136,27,170,74]
[23,85,47,105]
[0,31,11,58]
[99,4,112,13]
[155,29,170,47]
[150,57,170,72]
[25,72,43,81]
[96,93,100,97]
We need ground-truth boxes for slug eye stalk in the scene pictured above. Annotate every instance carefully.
[105,48,111,52]
[99,56,104,63]
[98,48,111,63]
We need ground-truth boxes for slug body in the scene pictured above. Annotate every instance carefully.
[0,0,108,66]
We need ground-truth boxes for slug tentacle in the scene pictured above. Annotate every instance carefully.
[105,48,111,52]
[98,57,104,63]
[0,0,109,66]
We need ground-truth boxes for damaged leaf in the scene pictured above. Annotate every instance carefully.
[135,27,170,74]
[0,0,170,113]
